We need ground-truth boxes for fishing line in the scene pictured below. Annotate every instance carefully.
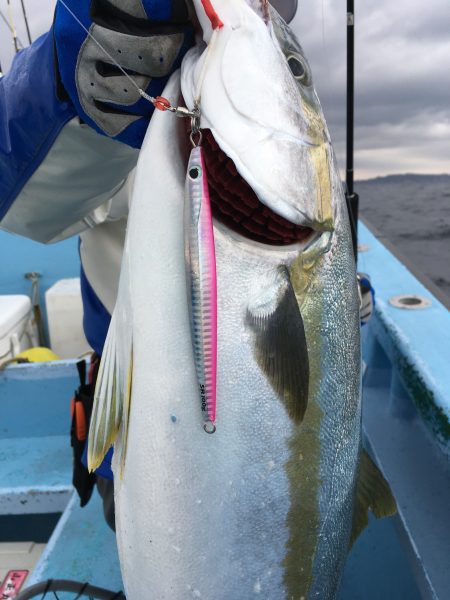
[194,27,219,105]
[187,24,220,146]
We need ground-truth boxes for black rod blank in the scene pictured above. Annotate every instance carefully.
[346,0,359,258]
[20,0,32,45]
[0,9,24,49]
[5,0,19,53]
[346,0,355,196]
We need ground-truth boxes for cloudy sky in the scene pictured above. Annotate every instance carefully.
[1,0,449,179]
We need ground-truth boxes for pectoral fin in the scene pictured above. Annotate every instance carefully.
[88,309,133,474]
[350,450,397,549]
[247,265,309,424]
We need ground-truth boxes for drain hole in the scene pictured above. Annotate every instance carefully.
[400,297,421,306]
[389,295,431,310]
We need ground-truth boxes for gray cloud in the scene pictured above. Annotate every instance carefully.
[292,0,450,178]
[1,0,449,179]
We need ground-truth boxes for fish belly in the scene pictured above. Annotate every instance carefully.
[115,229,294,598]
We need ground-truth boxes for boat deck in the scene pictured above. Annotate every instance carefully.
[28,493,121,592]
[0,437,70,496]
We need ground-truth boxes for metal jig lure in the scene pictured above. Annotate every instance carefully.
[185,108,218,434]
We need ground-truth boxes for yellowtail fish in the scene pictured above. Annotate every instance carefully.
[88,1,396,598]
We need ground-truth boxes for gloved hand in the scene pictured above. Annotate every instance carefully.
[54,0,194,148]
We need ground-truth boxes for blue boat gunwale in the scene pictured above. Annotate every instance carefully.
[0,358,84,380]
[358,220,450,452]
[358,220,450,599]
[0,359,79,516]
[359,215,450,312]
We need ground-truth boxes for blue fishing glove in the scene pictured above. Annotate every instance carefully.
[54,0,194,148]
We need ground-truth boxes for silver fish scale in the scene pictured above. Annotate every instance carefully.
[310,185,361,596]
[210,229,295,597]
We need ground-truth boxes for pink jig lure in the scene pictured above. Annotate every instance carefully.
[185,145,218,433]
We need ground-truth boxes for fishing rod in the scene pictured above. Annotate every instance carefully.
[0,4,26,77]
[0,8,23,48]
[346,0,359,258]
[5,0,19,53]
[20,0,32,44]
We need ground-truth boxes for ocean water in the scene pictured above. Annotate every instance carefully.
[356,174,450,301]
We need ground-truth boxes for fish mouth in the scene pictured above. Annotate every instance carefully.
[201,129,314,246]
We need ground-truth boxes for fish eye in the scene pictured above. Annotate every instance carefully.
[287,54,311,84]
[189,166,202,180]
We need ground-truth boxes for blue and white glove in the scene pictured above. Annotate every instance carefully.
[54,0,194,148]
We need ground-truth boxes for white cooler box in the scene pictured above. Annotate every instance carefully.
[0,295,38,361]
[45,278,92,359]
